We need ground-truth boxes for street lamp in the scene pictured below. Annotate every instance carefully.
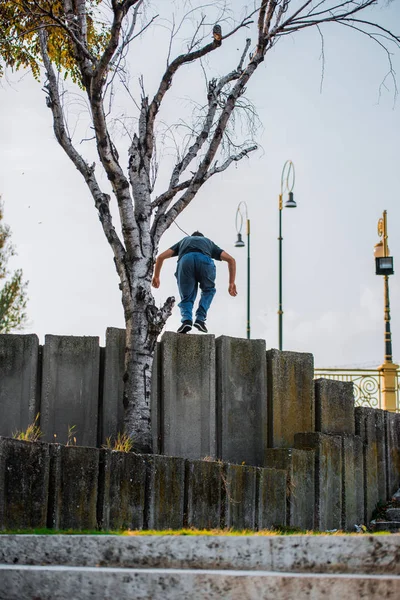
[375,210,398,412]
[278,160,297,351]
[235,201,250,339]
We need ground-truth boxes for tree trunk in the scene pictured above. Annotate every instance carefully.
[123,312,156,453]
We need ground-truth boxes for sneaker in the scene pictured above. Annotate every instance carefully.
[177,320,192,334]
[194,320,208,333]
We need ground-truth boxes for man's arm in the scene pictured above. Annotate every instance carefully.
[220,251,237,297]
[152,248,175,288]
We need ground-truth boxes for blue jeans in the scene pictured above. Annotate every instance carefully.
[175,252,216,323]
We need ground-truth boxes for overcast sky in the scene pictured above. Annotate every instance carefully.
[1,0,399,368]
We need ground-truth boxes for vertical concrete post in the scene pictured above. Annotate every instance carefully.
[216,336,267,466]
[295,433,342,531]
[101,329,160,453]
[257,468,287,530]
[145,455,185,530]
[160,332,216,460]
[101,328,125,444]
[355,407,385,523]
[97,449,147,531]
[315,379,355,435]
[0,334,40,437]
[47,445,99,530]
[40,335,100,446]
[185,459,223,530]
[265,448,315,530]
[386,411,400,498]
[224,463,258,530]
[266,349,315,448]
[341,434,364,530]
[0,438,49,530]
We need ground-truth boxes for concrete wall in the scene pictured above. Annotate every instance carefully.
[1,332,400,530]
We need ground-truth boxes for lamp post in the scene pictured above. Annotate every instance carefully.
[374,210,398,412]
[235,201,250,339]
[278,160,297,351]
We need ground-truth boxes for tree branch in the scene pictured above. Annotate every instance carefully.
[38,30,128,286]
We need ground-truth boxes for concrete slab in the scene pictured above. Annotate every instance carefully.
[257,468,286,530]
[0,438,49,530]
[101,328,125,445]
[160,332,216,460]
[355,407,386,522]
[97,449,147,531]
[0,334,39,438]
[40,335,100,446]
[265,448,315,530]
[47,444,99,530]
[216,336,267,466]
[295,433,342,531]
[266,349,314,448]
[341,434,364,530]
[315,378,355,435]
[224,464,258,530]
[386,412,400,498]
[145,455,185,530]
[185,459,223,529]
[0,565,399,600]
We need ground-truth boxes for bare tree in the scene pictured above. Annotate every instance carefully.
[1,1,399,451]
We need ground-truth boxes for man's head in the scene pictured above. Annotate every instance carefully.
[191,231,204,237]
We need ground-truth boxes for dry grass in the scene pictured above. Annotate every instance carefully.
[103,432,134,453]
[13,413,42,442]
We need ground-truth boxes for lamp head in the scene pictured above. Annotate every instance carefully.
[285,191,297,208]
[235,233,245,248]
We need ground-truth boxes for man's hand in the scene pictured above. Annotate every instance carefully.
[228,283,237,297]
[152,276,160,288]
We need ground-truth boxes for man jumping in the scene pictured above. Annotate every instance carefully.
[152,231,237,333]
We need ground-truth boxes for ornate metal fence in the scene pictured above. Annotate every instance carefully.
[314,369,394,409]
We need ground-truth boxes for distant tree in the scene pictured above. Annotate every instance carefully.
[0,1,398,450]
[0,199,28,333]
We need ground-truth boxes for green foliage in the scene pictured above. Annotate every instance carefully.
[0,1,109,85]
[0,199,28,333]
[13,413,43,442]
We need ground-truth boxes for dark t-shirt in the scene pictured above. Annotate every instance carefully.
[170,236,224,261]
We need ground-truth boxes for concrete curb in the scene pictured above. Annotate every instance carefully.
[0,535,399,574]
[0,565,399,600]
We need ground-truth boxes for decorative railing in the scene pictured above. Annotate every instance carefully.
[314,369,400,410]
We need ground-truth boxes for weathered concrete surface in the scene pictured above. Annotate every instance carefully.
[216,336,267,467]
[160,332,216,459]
[47,445,99,530]
[341,435,364,530]
[97,449,146,531]
[40,335,100,446]
[1,535,400,573]
[0,437,49,530]
[265,449,315,530]
[146,455,185,530]
[257,468,286,530]
[386,508,400,521]
[386,412,400,498]
[0,334,39,438]
[185,459,223,530]
[100,328,125,445]
[1,566,399,600]
[355,407,386,522]
[295,433,342,531]
[315,379,355,435]
[266,349,314,448]
[224,464,258,530]
[101,329,160,453]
